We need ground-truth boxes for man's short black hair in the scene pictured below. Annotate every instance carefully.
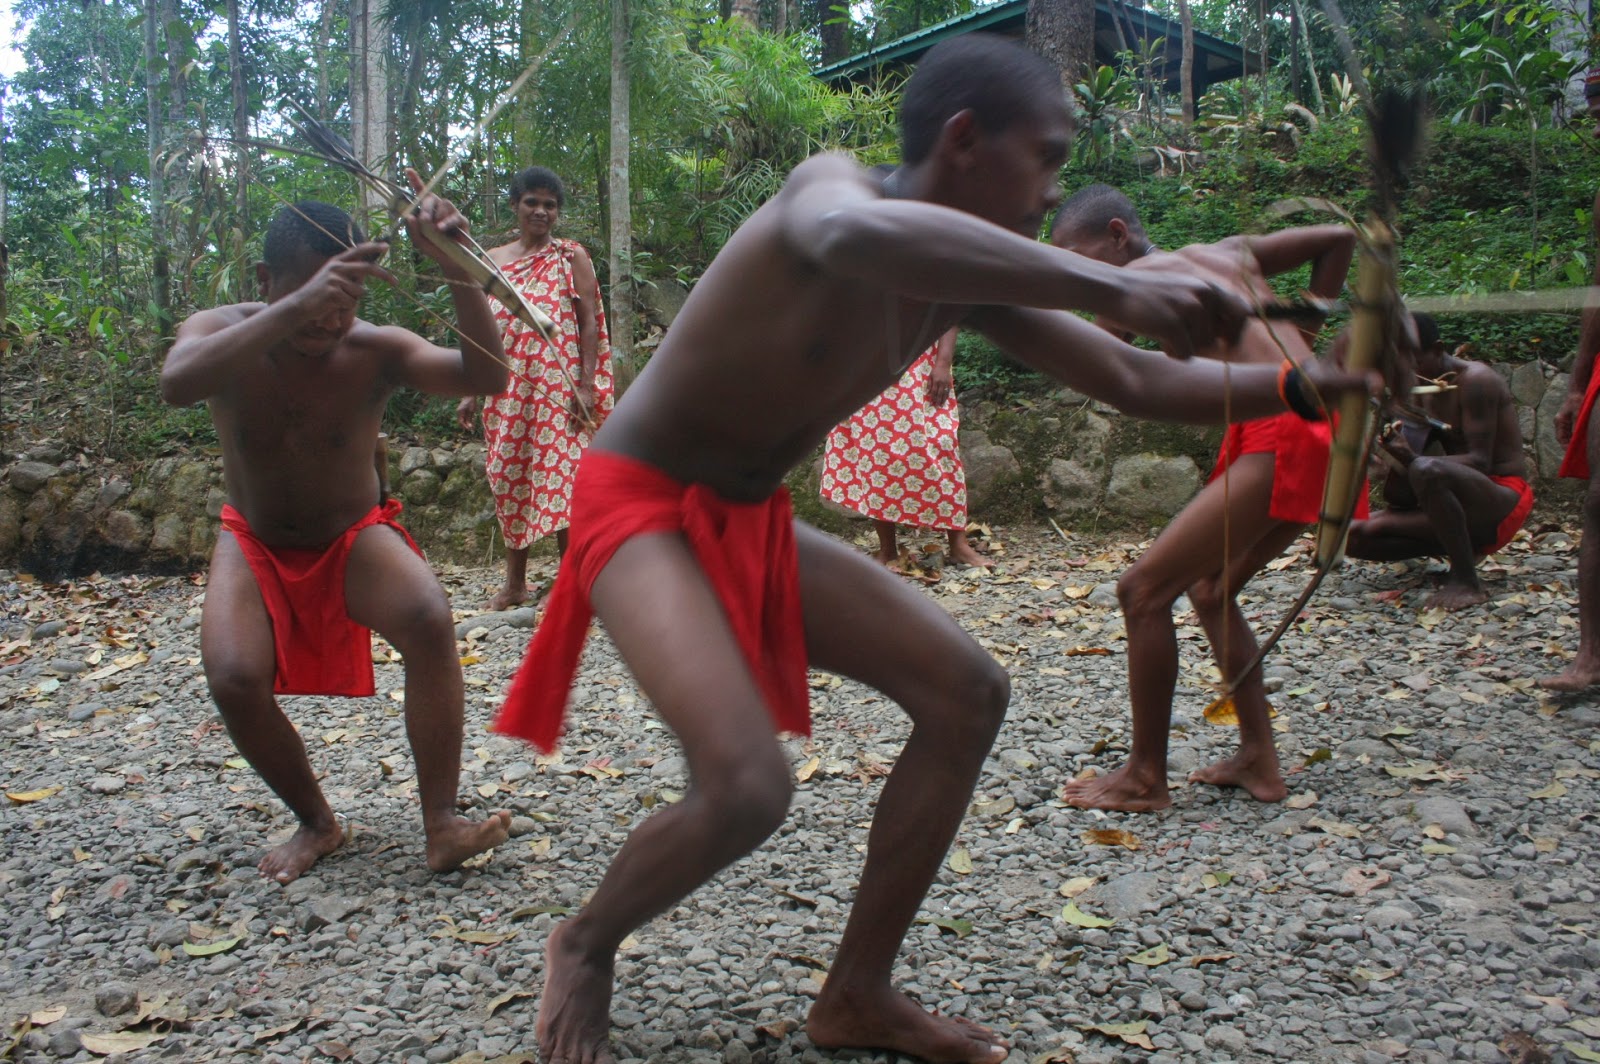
[1411,311,1440,352]
[263,201,364,277]
[510,166,566,208]
[900,34,1064,166]
[1050,183,1145,240]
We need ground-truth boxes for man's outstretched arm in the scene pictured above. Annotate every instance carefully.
[777,155,1245,359]
[970,304,1372,425]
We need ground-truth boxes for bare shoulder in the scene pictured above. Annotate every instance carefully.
[180,302,263,334]
[485,242,519,268]
[1458,358,1511,398]
[779,152,875,199]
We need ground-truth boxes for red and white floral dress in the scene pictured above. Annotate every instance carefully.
[819,346,967,531]
[482,239,615,548]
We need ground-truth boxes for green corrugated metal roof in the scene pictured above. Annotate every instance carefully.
[814,0,1252,83]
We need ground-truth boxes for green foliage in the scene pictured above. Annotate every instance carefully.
[951,330,1045,401]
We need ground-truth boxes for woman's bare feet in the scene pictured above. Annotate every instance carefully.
[1061,764,1171,811]
[424,810,512,873]
[1188,751,1287,802]
[946,536,995,570]
[538,920,618,1064]
[872,549,907,574]
[488,584,530,612]
[258,818,345,884]
[808,983,1007,1063]
[1423,580,1487,611]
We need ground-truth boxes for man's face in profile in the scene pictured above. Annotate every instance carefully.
[968,100,1073,237]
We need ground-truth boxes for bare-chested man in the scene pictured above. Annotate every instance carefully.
[1345,313,1532,609]
[160,173,512,884]
[1049,183,1355,812]
[487,39,1372,1064]
[1539,69,1600,692]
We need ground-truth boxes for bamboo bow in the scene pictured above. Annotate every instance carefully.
[1213,83,1420,702]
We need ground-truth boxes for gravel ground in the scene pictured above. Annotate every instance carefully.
[2,522,1598,1064]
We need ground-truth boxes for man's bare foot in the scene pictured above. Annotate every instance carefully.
[1061,764,1171,812]
[258,818,345,884]
[1188,752,1287,803]
[808,984,1007,1063]
[424,810,511,873]
[947,541,995,569]
[538,920,617,1064]
[1537,659,1600,692]
[1423,582,1488,611]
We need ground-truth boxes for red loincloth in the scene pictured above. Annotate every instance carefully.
[1480,475,1534,556]
[1209,412,1369,526]
[1558,367,1600,480]
[492,450,811,752]
[220,499,421,697]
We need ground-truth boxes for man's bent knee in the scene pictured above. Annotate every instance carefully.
[204,658,275,711]
[1117,566,1178,622]
[374,591,455,655]
[1187,575,1229,617]
[695,751,793,849]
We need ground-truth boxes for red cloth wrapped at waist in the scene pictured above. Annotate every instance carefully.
[220,499,421,697]
[1558,368,1600,480]
[492,450,810,752]
[1209,411,1369,526]
[1481,475,1534,556]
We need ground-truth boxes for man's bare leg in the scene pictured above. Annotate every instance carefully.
[946,528,995,569]
[201,533,344,884]
[1408,458,1517,611]
[1065,454,1279,812]
[1541,429,1600,689]
[491,545,532,611]
[538,533,796,1064]
[347,526,510,871]
[1186,520,1302,803]
[795,525,1009,1063]
[872,520,903,569]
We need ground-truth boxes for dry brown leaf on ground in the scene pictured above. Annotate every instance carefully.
[1082,828,1141,850]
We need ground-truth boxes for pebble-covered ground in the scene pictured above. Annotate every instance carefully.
[2,522,1598,1064]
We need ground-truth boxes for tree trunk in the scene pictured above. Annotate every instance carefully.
[1178,0,1195,124]
[315,0,337,120]
[1027,0,1096,100]
[143,0,173,343]
[609,0,636,384]
[513,0,539,161]
[227,0,250,237]
[1292,0,1324,114]
[730,0,761,27]
[812,0,848,64]
[350,0,391,218]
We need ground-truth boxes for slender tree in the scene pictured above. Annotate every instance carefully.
[350,0,390,216]
[609,0,635,380]
[1179,0,1195,123]
[143,0,173,342]
[227,0,250,234]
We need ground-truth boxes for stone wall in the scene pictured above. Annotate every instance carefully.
[0,358,1578,578]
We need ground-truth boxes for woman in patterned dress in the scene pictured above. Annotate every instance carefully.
[819,328,992,572]
[458,167,615,609]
